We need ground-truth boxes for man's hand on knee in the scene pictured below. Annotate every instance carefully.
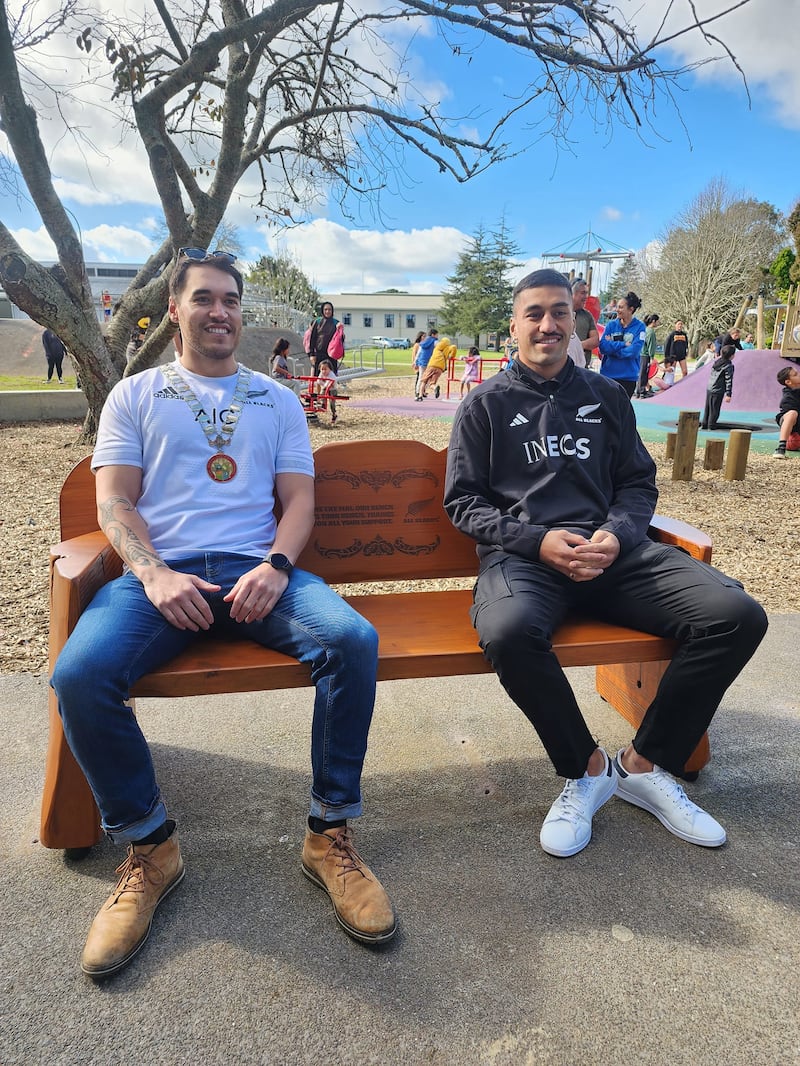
[141,569,219,630]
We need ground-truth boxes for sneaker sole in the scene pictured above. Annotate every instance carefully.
[615,786,726,847]
[80,865,186,979]
[301,863,397,944]
[539,774,618,858]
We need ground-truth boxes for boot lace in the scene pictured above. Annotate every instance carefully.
[325,827,370,882]
[111,846,167,903]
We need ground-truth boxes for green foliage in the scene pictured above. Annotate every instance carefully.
[440,217,522,345]
[245,255,320,321]
[769,246,795,300]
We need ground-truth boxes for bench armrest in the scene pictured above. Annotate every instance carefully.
[49,531,122,666]
[648,514,712,563]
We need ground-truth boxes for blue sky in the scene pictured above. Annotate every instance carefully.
[3,0,799,296]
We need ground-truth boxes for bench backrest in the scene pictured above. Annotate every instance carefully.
[59,440,481,582]
[58,437,712,576]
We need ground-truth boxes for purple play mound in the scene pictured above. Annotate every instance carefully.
[646,349,794,413]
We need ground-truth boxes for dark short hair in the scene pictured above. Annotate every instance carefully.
[513,269,572,302]
[170,256,243,299]
[777,366,794,384]
[720,344,736,360]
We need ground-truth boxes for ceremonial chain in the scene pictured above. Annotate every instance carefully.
[160,362,252,482]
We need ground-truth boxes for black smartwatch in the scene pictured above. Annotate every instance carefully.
[264,552,293,576]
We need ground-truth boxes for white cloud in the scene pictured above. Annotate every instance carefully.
[602,206,623,222]
[11,222,156,262]
[639,0,800,129]
[11,226,57,260]
[81,224,157,260]
[260,220,470,291]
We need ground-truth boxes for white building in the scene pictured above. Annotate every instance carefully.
[320,292,443,346]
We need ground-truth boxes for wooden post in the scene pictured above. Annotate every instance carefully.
[671,411,700,481]
[665,432,678,459]
[756,295,765,350]
[703,439,725,470]
[724,429,751,481]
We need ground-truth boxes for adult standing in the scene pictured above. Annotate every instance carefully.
[308,301,342,376]
[415,328,438,400]
[571,279,600,368]
[444,268,766,860]
[635,313,660,398]
[51,251,396,980]
[597,291,646,397]
[42,328,67,384]
[411,330,426,398]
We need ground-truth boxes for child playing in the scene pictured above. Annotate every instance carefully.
[315,358,339,424]
[460,346,481,398]
[701,344,736,430]
[773,364,800,459]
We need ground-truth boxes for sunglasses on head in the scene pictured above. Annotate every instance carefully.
[178,247,237,263]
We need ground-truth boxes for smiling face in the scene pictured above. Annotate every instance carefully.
[572,282,588,310]
[510,282,574,378]
[168,263,242,377]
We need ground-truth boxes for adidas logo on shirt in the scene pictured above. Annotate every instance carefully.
[509,412,529,427]
[153,385,182,400]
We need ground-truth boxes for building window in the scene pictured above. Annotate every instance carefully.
[384,313,394,329]
[406,314,415,329]
[342,313,351,326]
[427,317,437,329]
[363,314,372,328]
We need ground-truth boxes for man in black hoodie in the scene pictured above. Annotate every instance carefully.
[444,269,766,860]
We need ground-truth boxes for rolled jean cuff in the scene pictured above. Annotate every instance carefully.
[103,798,168,844]
[309,793,363,822]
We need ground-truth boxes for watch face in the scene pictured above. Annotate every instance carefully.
[268,553,292,571]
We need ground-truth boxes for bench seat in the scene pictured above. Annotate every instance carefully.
[41,439,712,851]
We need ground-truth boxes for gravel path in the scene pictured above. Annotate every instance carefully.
[2,375,796,676]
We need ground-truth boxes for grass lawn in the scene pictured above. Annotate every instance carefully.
[0,375,80,390]
[347,347,503,378]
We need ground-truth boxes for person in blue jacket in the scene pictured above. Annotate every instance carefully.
[597,291,646,397]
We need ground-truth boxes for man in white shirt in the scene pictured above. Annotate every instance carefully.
[51,251,396,981]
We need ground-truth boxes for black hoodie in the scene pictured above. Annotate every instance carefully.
[444,359,658,564]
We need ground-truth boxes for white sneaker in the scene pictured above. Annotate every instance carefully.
[539,750,617,857]
[612,750,726,847]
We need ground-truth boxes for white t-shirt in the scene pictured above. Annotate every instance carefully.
[92,359,313,560]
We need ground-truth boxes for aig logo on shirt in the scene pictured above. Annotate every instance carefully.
[522,435,591,463]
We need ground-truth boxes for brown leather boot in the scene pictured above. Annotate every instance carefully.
[81,832,185,979]
[301,826,396,944]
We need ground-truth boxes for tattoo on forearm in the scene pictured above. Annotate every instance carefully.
[99,495,165,569]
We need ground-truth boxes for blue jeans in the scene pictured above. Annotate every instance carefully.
[51,555,379,842]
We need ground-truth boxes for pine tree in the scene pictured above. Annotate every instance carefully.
[441,218,522,346]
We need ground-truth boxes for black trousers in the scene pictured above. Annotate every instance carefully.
[702,389,725,429]
[471,541,767,779]
[635,354,650,396]
[45,352,64,381]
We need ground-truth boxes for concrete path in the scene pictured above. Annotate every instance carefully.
[2,615,798,1064]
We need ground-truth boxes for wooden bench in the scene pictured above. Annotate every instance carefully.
[41,440,713,852]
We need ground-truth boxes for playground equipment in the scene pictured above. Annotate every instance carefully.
[443,353,507,399]
[771,285,800,358]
